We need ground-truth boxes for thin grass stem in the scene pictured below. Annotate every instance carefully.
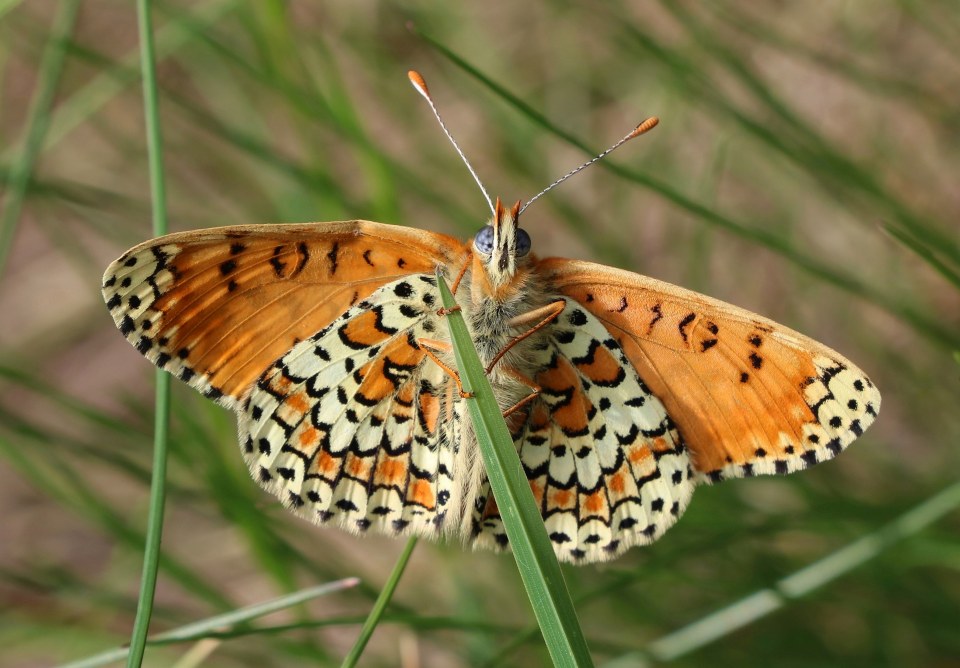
[126,1,172,666]
[340,537,418,668]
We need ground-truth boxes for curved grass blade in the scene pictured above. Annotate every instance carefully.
[437,272,593,668]
[58,578,360,668]
[601,480,960,667]
[0,0,80,279]
[0,0,240,165]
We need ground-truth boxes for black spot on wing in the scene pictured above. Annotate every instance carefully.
[678,312,696,342]
[647,303,663,335]
[269,246,287,277]
[327,241,339,275]
[571,339,601,365]
[292,242,309,277]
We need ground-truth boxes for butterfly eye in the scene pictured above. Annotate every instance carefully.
[516,228,531,256]
[474,226,495,255]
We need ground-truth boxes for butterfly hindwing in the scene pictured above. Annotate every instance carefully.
[538,258,880,483]
[239,275,458,537]
[102,221,464,408]
[471,299,694,563]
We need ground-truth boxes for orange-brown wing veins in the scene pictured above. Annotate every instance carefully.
[103,221,467,407]
[539,258,879,480]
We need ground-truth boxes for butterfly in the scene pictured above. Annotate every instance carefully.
[102,72,879,563]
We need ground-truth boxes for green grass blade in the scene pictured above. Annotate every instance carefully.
[58,578,360,668]
[0,0,80,279]
[602,480,960,666]
[437,272,593,668]
[0,0,240,163]
[127,1,172,666]
[125,373,170,668]
[882,222,960,289]
[340,537,418,668]
[0,0,24,21]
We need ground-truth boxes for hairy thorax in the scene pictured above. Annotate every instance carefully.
[458,260,554,402]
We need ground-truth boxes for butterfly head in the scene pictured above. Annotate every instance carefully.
[471,197,533,298]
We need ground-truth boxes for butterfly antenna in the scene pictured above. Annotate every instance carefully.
[518,117,659,216]
[408,70,495,216]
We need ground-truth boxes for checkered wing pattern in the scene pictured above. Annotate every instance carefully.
[240,276,460,537]
[103,223,468,539]
[471,299,694,563]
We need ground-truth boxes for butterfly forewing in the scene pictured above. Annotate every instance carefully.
[538,258,880,483]
[102,222,464,407]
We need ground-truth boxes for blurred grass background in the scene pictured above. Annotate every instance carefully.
[1,1,958,666]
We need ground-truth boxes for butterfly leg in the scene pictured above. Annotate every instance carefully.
[436,254,474,316]
[450,250,473,295]
[437,305,461,316]
[417,338,538,418]
[499,367,541,419]
[416,338,474,398]
[485,300,566,374]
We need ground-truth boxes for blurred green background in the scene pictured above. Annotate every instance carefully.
[1,1,958,666]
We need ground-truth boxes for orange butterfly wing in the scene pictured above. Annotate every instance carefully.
[102,221,466,408]
[538,258,880,482]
